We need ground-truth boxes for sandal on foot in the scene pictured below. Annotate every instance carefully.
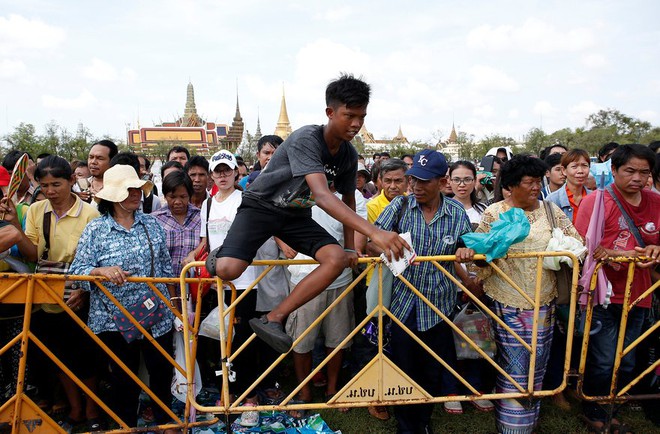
[238,402,259,427]
[204,247,221,277]
[87,417,106,432]
[287,399,309,419]
[249,315,292,353]
[56,417,83,434]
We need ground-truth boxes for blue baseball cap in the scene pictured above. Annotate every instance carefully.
[405,150,448,181]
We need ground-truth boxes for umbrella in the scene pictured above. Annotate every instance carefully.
[578,173,611,307]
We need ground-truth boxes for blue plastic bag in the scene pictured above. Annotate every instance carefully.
[461,207,530,262]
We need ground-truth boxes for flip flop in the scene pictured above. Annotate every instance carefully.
[287,399,309,419]
[249,315,293,353]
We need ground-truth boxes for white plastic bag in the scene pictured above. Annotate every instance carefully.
[543,228,587,271]
[452,304,496,360]
[171,331,202,402]
[199,303,234,340]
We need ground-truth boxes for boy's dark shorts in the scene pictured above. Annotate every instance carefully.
[217,196,339,263]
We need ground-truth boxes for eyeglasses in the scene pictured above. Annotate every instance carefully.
[214,168,235,178]
[450,177,475,185]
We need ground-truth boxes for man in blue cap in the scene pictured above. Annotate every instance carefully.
[367,149,475,434]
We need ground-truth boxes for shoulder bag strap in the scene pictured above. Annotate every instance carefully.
[542,200,557,229]
[41,211,52,261]
[393,195,408,234]
[205,198,212,253]
[606,185,646,248]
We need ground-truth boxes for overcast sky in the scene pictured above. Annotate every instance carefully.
[1,0,659,146]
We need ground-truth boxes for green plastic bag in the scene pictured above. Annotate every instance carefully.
[461,207,530,262]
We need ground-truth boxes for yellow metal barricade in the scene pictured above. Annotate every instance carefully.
[181,251,583,417]
[576,257,660,405]
[0,272,219,433]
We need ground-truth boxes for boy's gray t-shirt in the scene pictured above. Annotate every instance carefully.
[244,125,358,209]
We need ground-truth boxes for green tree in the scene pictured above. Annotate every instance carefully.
[3,122,44,157]
[587,108,651,139]
[455,132,477,160]
[237,129,258,165]
[522,128,549,155]
[474,134,516,159]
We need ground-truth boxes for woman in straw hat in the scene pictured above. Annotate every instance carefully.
[70,164,181,433]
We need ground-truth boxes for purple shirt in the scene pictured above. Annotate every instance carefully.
[152,205,201,277]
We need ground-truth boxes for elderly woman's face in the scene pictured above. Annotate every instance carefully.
[165,185,190,216]
[508,176,542,210]
[118,188,142,212]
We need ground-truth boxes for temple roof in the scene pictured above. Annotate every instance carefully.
[448,122,458,143]
[392,125,408,143]
[225,92,244,149]
[180,81,205,127]
[359,124,375,143]
[274,87,293,139]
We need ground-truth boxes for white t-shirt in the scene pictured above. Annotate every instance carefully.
[289,190,367,289]
[200,189,256,290]
[465,207,482,226]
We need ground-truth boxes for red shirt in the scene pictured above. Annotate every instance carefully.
[575,187,660,309]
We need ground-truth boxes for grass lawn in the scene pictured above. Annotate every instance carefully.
[317,396,657,434]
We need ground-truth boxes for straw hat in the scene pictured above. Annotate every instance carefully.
[94,165,153,203]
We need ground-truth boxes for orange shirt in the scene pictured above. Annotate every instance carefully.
[566,187,587,224]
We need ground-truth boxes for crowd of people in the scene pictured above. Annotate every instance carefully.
[0,74,658,434]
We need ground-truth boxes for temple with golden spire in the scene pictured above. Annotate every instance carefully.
[274,87,293,139]
[179,81,205,127]
[127,81,230,156]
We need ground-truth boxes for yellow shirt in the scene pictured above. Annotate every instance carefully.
[365,191,395,284]
[25,194,100,263]
[366,191,392,224]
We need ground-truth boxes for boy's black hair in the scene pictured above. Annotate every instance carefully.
[325,73,371,109]
[597,142,619,161]
[544,153,563,168]
[257,135,284,152]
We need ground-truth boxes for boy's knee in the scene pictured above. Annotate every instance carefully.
[318,250,348,270]
[215,257,245,281]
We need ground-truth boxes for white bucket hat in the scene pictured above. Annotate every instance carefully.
[94,164,154,203]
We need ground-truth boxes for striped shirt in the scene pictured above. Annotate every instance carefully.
[152,205,201,277]
[375,195,472,331]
